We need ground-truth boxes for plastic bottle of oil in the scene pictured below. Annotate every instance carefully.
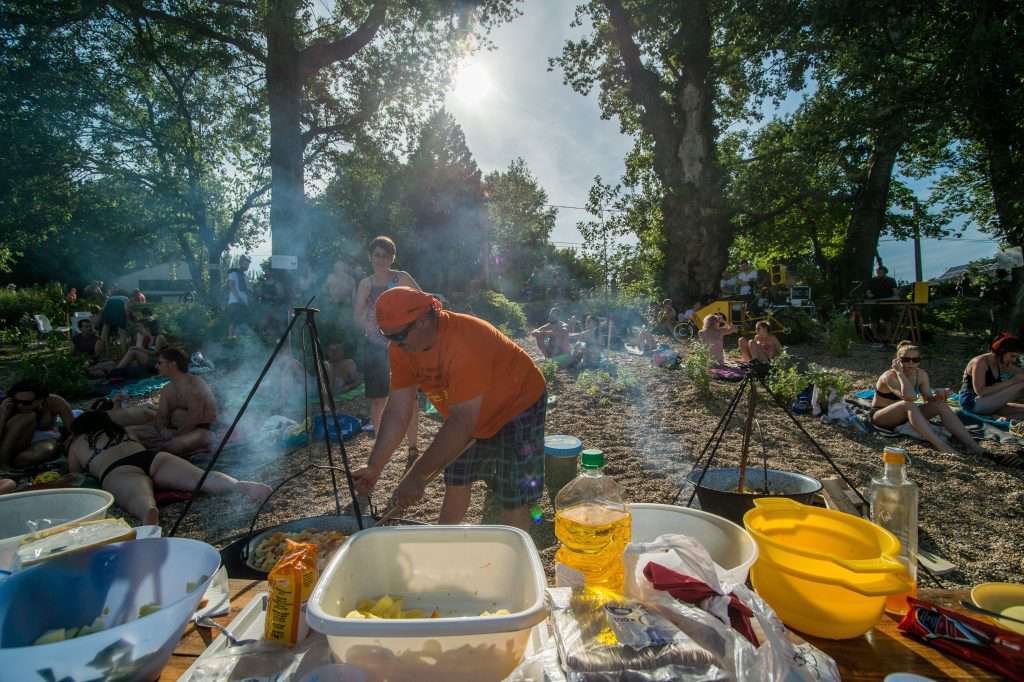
[868,446,918,615]
[554,449,632,592]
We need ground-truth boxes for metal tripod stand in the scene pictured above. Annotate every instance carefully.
[169,300,366,537]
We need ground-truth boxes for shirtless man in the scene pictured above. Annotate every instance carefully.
[698,313,737,366]
[738,321,781,364]
[531,307,572,359]
[127,348,217,457]
[0,379,75,468]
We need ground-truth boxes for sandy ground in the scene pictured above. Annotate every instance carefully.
[163,333,1024,589]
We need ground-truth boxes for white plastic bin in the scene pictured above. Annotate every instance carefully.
[628,503,758,581]
[307,525,547,682]
[0,489,113,572]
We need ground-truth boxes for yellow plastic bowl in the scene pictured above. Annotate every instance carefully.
[971,582,1024,635]
[743,497,913,639]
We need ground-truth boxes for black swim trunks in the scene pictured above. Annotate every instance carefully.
[98,449,159,486]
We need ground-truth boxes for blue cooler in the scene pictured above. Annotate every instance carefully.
[545,435,583,501]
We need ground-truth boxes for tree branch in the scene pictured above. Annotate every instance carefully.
[215,180,272,254]
[299,0,388,79]
[112,0,266,62]
[300,89,382,147]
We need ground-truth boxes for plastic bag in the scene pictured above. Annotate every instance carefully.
[623,535,839,682]
[264,540,318,646]
[547,586,725,681]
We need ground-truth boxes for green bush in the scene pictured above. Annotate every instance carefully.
[804,363,853,400]
[158,302,216,348]
[0,284,68,332]
[576,367,639,406]
[766,349,807,404]
[13,349,91,398]
[824,312,856,357]
[684,341,713,396]
[537,359,558,385]
[771,308,820,345]
[925,297,989,334]
[467,290,528,336]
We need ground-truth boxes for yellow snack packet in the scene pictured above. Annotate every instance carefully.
[264,539,319,646]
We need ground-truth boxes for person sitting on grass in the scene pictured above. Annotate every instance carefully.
[531,307,572,361]
[871,341,984,455]
[738,320,781,364]
[0,379,75,469]
[959,333,1024,419]
[570,315,604,368]
[68,411,270,525]
[698,313,736,366]
[655,299,677,332]
[127,348,217,458]
[114,319,168,374]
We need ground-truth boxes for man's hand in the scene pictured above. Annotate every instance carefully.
[352,465,382,497]
[393,469,427,510]
[0,399,13,418]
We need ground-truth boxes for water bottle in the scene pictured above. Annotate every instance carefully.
[554,449,632,592]
[868,446,918,615]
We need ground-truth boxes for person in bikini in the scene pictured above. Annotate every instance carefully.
[871,341,982,455]
[738,320,781,364]
[126,348,218,457]
[68,411,270,524]
[0,379,75,469]
[698,313,736,366]
[353,235,421,467]
[959,334,1024,419]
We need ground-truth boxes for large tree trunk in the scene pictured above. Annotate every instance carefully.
[835,127,905,298]
[266,0,307,268]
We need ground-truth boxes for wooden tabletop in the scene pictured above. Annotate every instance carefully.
[161,581,1002,680]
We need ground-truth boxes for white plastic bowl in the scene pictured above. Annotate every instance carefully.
[0,488,114,572]
[628,502,758,582]
[0,538,220,681]
[307,525,547,682]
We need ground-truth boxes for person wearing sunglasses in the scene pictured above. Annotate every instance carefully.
[0,379,76,469]
[871,341,983,455]
[351,287,547,531]
[353,235,422,468]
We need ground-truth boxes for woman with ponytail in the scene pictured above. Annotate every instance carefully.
[960,333,1024,418]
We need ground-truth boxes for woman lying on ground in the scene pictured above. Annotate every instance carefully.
[871,341,984,455]
[738,320,781,364]
[960,333,1024,419]
[67,410,271,525]
[698,313,736,366]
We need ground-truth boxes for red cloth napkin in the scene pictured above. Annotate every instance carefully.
[643,561,759,646]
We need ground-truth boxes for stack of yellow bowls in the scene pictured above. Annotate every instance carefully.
[743,497,913,639]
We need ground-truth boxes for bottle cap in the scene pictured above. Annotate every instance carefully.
[882,446,908,464]
[580,449,604,469]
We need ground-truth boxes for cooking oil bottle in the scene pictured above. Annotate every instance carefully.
[555,449,632,592]
[868,446,919,615]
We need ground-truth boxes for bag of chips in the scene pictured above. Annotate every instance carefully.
[264,539,318,646]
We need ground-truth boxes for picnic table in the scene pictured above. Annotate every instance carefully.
[160,580,1003,680]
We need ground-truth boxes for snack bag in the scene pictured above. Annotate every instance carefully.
[264,539,319,646]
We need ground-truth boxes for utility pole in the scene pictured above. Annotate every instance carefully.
[913,222,924,282]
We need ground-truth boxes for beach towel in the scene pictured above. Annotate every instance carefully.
[337,383,364,401]
[96,375,171,399]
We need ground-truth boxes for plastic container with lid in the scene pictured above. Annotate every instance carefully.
[544,434,582,501]
[554,448,632,592]
[869,446,918,615]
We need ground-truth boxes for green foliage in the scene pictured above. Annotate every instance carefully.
[824,312,856,357]
[14,349,90,399]
[537,360,558,386]
[804,363,854,401]
[766,350,806,405]
[576,367,639,407]
[771,308,820,345]
[924,297,990,335]
[158,303,215,349]
[684,342,713,397]
[0,284,67,330]
[466,290,527,336]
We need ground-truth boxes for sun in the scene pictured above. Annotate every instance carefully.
[451,62,493,108]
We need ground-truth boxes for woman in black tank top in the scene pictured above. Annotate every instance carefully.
[959,334,1024,418]
[871,342,983,455]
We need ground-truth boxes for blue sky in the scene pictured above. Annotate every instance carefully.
[444,0,1001,281]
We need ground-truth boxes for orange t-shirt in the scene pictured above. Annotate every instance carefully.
[388,311,546,439]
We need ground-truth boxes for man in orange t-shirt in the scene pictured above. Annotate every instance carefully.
[352,287,546,530]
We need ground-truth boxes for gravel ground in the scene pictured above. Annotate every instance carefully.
[163,333,1024,589]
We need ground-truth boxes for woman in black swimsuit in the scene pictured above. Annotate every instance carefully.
[959,334,1024,418]
[68,411,270,525]
[871,342,983,455]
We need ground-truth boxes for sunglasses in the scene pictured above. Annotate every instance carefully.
[901,356,922,363]
[380,319,417,343]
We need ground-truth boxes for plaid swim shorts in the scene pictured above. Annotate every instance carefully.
[444,392,547,509]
